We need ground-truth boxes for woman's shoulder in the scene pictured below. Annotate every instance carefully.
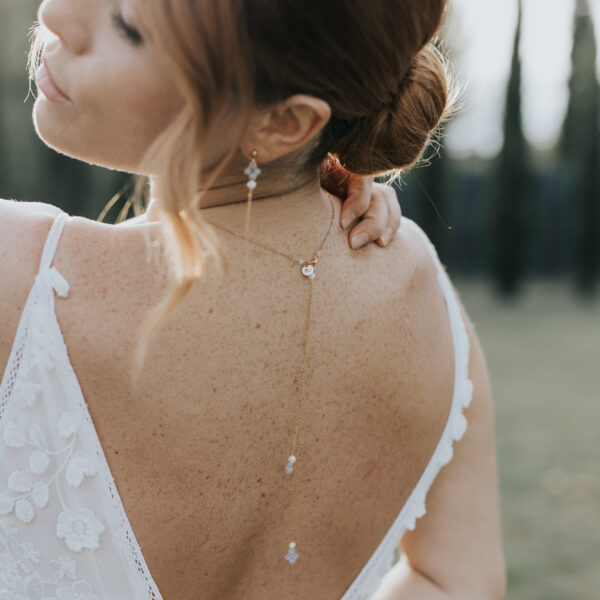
[359,215,452,321]
[389,216,445,280]
[0,198,64,220]
[0,200,140,285]
[387,216,460,351]
[335,215,459,427]
[0,199,66,282]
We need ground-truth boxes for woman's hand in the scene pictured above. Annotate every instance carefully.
[320,155,402,249]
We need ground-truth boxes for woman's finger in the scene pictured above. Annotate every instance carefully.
[319,156,401,248]
[340,173,375,230]
[348,191,389,249]
[375,185,402,247]
[319,156,376,231]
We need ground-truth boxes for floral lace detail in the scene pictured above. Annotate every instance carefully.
[0,516,99,600]
[0,340,102,541]
[0,307,103,598]
[56,509,104,553]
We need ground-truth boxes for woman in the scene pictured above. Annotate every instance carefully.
[0,0,506,599]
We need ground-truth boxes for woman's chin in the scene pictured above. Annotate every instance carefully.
[31,99,150,174]
[32,97,74,156]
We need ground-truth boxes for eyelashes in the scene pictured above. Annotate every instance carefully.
[112,12,143,46]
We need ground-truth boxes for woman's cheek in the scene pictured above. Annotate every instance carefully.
[105,70,183,155]
[32,48,184,173]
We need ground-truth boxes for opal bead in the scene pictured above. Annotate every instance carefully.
[285,542,299,564]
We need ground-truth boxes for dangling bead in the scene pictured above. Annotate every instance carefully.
[285,541,299,564]
[285,455,296,474]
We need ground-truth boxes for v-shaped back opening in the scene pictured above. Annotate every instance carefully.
[0,212,472,600]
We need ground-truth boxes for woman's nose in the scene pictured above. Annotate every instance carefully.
[38,0,89,55]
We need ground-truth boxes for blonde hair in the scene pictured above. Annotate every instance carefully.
[29,0,462,385]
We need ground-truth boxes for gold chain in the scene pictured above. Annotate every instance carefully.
[206,193,336,267]
[204,192,336,564]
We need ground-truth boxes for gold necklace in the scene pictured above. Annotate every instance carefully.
[204,192,336,565]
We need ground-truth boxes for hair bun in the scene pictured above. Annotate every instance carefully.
[329,43,458,177]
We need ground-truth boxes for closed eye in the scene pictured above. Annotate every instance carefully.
[112,12,143,46]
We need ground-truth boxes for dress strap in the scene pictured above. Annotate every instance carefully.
[38,212,69,272]
[37,212,70,298]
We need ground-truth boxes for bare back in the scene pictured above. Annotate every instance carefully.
[1,203,456,600]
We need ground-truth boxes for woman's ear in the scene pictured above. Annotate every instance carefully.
[242,94,331,163]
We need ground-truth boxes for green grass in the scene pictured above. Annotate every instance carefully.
[455,278,600,600]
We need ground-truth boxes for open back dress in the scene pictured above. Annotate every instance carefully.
[0,211,473,600]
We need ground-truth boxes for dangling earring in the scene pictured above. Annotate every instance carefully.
[243,149,261,270]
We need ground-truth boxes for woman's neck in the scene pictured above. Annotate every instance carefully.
[145,173,340,258]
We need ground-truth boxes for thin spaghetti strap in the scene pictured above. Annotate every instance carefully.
[38,212,70,273]
[37,212,71,298]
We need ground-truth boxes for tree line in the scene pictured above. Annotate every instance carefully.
[406,0,599,297]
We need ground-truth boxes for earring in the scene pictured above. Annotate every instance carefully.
[243,149,260,269]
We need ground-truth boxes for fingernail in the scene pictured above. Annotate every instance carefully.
[351,232,368,249]
[342,212,356,230]
[380,227,393,245]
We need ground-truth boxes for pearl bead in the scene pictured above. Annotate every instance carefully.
[288,455,296,463]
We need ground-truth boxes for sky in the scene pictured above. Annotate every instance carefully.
[444,0,600,159]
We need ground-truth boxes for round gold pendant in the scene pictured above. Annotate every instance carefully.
[301,264,315,277]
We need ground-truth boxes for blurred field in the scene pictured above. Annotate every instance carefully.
[454,278,600,600]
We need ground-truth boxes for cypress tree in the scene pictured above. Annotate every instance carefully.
[490,0,533,296]
[560,0,599,295]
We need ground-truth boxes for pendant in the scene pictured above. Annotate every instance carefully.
[301,264,315,279]
[299,254,320,280]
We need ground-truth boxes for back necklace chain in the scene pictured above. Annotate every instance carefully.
[203,191,336,564]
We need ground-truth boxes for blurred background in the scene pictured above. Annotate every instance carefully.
[1,0,599,597]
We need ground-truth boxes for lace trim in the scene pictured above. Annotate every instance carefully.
[339,219,473,600]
